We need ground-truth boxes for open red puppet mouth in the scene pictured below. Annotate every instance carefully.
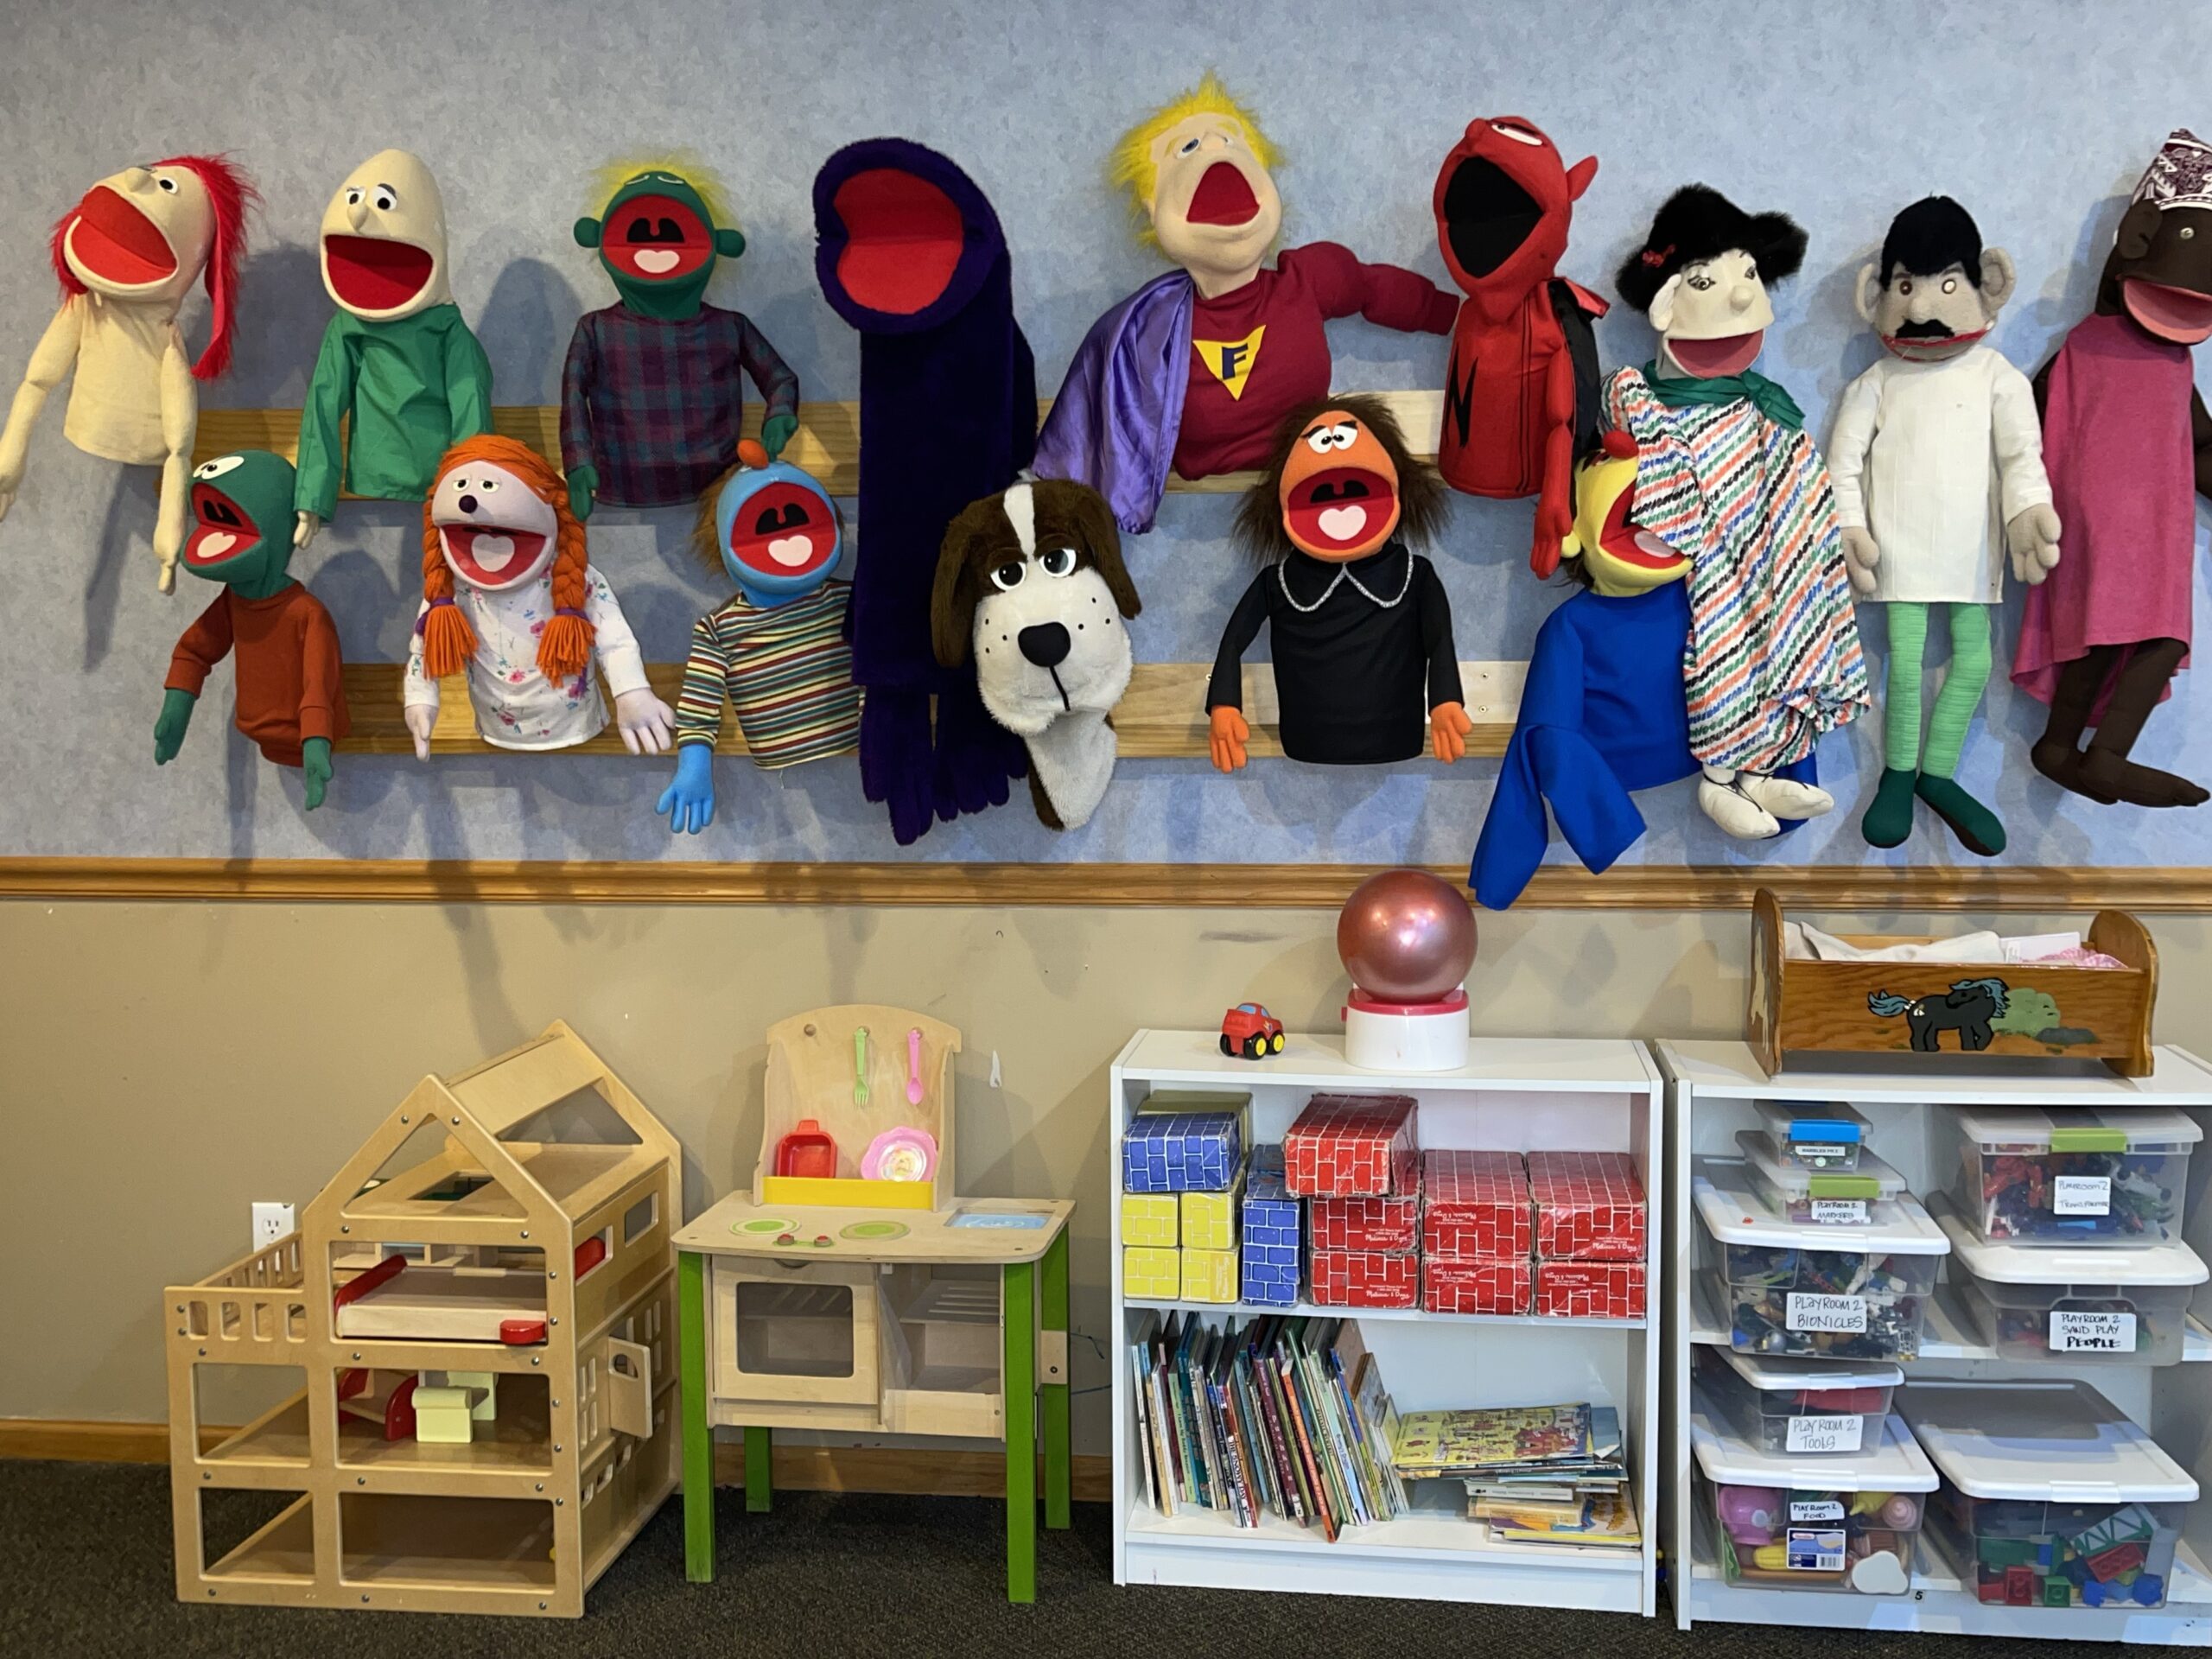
[184,484,260,567]
[604,193,713,281]
[1667,332,1763,378]
[1599,484,1688,572]
[440,524,549,588]
[728,482,836,577]
[2123,278,2212,345]
[831,168,963,315]
[325,235,435,313]
[1286,467,1396,551]
[1187,162,1260,227]
[67,185,178,286]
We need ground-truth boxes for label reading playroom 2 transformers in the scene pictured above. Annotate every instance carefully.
[1784,1413,1866,1454]
[2052,1175,2112,1217]
[1786,1292,1868,1333]
[2050,1309,2136,1351]
[1808,1198,1868,1224]
[1785,1527,1847,1571]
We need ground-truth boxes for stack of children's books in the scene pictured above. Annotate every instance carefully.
[1128,1313,1407,1541]
[1390,1402,1640,1550]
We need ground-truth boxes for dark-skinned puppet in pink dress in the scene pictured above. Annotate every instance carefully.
[2013,129,2212,810]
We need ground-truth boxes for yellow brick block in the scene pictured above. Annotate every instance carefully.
[1179,1176,1243,1253]
[1121,1194,1179,1248]
[1124,1246,1182,1300]
[1180,1248,1239,1304]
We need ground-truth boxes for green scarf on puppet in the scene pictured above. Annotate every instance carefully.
[155,450,336,807]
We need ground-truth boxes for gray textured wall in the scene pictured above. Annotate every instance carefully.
[0,0,2203,868]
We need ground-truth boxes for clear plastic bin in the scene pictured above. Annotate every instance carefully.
[1738,1132,1909,1227]
[1945,1107,2199,1248]
[1700,1472,1923,1594]
[1696,1160,1948,1362]
[1930,1486,2184,1610]
[1695,1346,1901,1456]
[1752,1101,1870,1173]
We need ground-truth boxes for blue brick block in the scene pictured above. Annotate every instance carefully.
[1239,1146,1302,1304]
[1122,1112,1243,1193]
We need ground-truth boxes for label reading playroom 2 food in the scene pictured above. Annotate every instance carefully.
[2053,1175,2112,1217]
[1788,1498,1847,1523]
[2050,1310,2137,1352]
[1785,1526,1847,1571]
[1786,1292,1868,1333]
[1784,1414,1866,1454]
[1808,1198,1869,1224]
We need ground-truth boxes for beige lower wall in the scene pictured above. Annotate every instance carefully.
[5,899,2209,1449]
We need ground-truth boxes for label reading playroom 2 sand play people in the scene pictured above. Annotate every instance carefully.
[1786,1292,1868,1333]
[1808,1198,1869,1224]
[2053,1175,2113,1217]
[2050,1310,2137,1352]
[1784,1413,1866,1454]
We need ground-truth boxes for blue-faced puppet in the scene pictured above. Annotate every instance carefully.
[655,438,861,835]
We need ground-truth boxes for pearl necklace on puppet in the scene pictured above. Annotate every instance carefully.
[1277,546,1414,613]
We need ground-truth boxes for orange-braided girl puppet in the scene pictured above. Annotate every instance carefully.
[403,435,671,754]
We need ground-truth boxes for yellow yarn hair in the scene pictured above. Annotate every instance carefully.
[587,151,737,231]
[1108,72,1280,243]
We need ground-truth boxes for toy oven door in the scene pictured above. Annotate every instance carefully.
[710,1258,882,1408]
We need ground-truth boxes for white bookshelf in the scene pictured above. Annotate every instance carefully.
[1108,1031,1662,1614]
[1656,1040,2212,1644]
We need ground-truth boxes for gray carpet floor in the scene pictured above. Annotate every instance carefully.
[0,1461,2037,1657]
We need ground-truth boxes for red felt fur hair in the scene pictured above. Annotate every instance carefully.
[48,154,257,382]
[420,437,594,684]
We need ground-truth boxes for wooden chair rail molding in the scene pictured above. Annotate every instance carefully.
[192,392,1448,500]
[3,858,2210,912]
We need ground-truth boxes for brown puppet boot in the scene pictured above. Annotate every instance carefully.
[2078,638,2208,807]
[2031,648,2120,804]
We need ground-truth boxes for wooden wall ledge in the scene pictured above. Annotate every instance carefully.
[340,658,1526,760]
[193,392,1447,502]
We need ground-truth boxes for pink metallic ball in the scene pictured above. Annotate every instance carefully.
[1336,869,1477,1003]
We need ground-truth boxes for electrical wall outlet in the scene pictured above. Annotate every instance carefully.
[252,1201,296,1249]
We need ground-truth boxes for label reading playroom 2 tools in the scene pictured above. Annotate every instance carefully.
[2053,1175,2113,1217]
[1808,1198,1868,1224]
[1784,1413,1866,1454]
[2050,1310,2137,1352]
[1785,1292,1868,1333]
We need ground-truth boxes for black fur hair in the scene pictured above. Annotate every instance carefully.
[1879,195,1985,287]
[1615,184,1808,313]
[1233,393,1450,564]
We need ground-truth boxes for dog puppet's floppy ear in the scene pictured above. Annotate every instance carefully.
[932,493,1001,669]
[1058,480,1141,619]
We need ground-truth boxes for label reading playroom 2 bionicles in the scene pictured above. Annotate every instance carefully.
[2052,1175,2112,1217]
[1789,1498,1847,1523]
[1808,1198,1869,1224]
[1785,1526,1847,1572]
[1784,1414,1866,1454]
[2050,1310,2137,1352]
[1785,1292,1868,1333]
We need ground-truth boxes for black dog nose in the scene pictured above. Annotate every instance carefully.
[1018,622,1071,668]
[458,493,479,515]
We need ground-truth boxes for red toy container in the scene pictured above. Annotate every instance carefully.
[1284,1094,1420,1198]
[1528,1149,1647,1261]
[1535,1259,1646,1319]
[1309,1246,1421,1308]
[1310,1190,1422,1253]
[1422,1148,1531,1257]
[1423,1253,1533,1315]
[775,1118,839,1180]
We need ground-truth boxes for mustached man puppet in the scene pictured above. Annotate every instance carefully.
[1207,394,1469,769]
[814,138,1034,843]
[1605,186,1869,838]
[404,436,672,754]
[1431,117,1606,574]
[657,440,860,835]
[934,477,1143,830]
[295,150,493,550]
[2013,130,2212,810]
[156,449,349,809]
[562,156,799,520]
[1033,73,1457,533]
[0,155,255,591]
[1829,197,2060,855]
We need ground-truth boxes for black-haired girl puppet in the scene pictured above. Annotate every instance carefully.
[1206,394,1469,769]
[1605,186,1869,839]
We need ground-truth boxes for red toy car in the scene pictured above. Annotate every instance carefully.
[1220,1001,1286,1059]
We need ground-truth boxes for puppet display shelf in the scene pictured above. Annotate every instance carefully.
[162,1022,681,1619]
[672,1005,1073,1604]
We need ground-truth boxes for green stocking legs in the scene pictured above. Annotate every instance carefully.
[1862,603,1929,849]
[1863,601,2003,855]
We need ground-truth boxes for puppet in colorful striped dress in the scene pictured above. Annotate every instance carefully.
[1603,186,1868,841]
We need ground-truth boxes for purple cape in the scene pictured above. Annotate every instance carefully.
[1032,270,1194,534]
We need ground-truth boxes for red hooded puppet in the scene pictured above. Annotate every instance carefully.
[1432,118,1605,575]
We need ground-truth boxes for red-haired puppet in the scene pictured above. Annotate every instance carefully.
[0,155,256,591]
[403,436,672,755]
[1432,118,1605,575]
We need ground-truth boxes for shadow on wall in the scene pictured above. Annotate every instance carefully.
[479,257,582,405]
[79,467,161,671]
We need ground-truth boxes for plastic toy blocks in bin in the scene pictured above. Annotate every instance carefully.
[1282,1094,1417,1198]
[1421,1149,1530,1258]
[1751,1100,1871,1172]
[1943,1107,2199,1248]
[1737,1131,1908,1227]
[1528,1150,1646,1260]
[1122,1111,1243,1194]
[1694,1345,1901,1456]
[1694,1157,1948,1361]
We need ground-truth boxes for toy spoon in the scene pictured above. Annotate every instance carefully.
[854,1028,870,1106]
[906,1027,925,1106]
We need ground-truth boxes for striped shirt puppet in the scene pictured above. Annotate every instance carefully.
[1603,185,1869,842]
[657,440,859,835]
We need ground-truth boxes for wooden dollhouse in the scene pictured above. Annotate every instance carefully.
[675,1004,1074,1602]
[163,1021,681,1618]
